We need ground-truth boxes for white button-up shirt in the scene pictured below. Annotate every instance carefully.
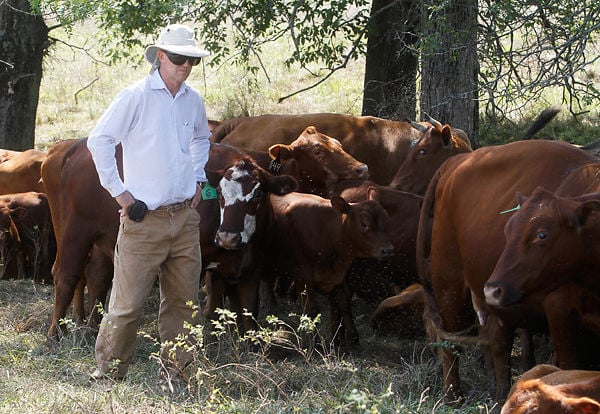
[87,70,210,210]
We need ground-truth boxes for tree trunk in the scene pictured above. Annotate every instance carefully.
[0,1,49,150]
[420,0,479,147]
[362,0,419,121]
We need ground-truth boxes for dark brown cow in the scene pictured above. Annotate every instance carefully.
[371,283,426,339]
[199,146,298,332]
[501,364,600,414]
[336,179,423,304]
[0,206,22,279]
[267,190,394,346]
[417,140,596,402]
[211,113,426,184]
[0,192,54,283]
[0,148,46,194]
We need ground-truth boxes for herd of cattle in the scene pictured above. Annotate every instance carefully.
[2,110,600,411]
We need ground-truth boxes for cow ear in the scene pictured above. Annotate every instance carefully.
[267,174,298,196]
[9,206,28,221]
[516,192,528,206]
[441,125,453,147]
[331,195,352,215]
[567,397,600,414]
[205,170,223,187]
[268,144,292,160]
[367,186,380,202]
[575,199,600,226]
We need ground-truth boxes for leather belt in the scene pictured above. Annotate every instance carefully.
[155,199,191,213]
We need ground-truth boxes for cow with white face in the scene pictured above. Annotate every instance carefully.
[198,143,297,332]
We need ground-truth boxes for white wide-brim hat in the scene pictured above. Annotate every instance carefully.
[144,24,210,64]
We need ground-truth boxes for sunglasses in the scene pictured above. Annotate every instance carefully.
[164,51,202,66]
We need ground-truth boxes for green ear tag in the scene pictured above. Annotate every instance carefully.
[201,183,218,200]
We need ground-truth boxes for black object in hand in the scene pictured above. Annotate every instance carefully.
[128,200,148,222]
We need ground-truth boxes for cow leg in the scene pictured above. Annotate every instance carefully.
[48,231,95,338]
[517,328,536,370]
[544,286,584,369]
[328,282,359,348]
[72,278,86,324]
[203,270,226,321]
[486,315,514,401]
[236,275,261,334]
[84,247,114,331]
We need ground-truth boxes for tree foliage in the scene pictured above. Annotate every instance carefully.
[25,0,600,119]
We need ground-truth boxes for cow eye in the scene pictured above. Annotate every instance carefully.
[537,231,548,240]
[360,222,368,230]
[252,188,264,200]
[418,148,427,156]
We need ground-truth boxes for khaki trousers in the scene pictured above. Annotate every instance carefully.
[95,205,201,377]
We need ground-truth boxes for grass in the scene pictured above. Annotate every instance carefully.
[0,279,503,413]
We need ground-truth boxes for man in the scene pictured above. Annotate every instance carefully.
[87,23,211,380]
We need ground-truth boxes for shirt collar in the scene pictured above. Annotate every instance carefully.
[149,69,189,95]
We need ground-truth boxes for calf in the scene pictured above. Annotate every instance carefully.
[0,192,54,282]
[502,364,600,414]
[267,190,394,346]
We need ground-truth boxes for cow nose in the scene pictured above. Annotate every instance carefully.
[382,246,395,257]
[215,232,243,250]
[355,164,369,179]
[484,283,522,307]
[483,284,503,306]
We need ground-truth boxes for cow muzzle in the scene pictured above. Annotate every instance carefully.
[483,282,522,307]
[215,232,245,250]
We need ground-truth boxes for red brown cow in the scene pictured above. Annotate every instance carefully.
[44,136,359,337]
[0,192,54,283]
[0,148,46,194]
[501,364,600,414]
[483,163,600,370]
[371,283,426,339]
[266,190,394,346]
[45,139,119,337]
[389,121,472,195]
[211,113,426,184]
[417,140,596,402]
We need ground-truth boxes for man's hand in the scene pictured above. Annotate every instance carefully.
[115,191,136,217]
[190,182,204,209]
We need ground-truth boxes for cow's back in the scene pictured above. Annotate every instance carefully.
[211,113,420,184]
[0,148,46,194]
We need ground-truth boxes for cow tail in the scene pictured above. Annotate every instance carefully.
[416,164,443,343]
[210,118,241,142]
[522,105,561,140]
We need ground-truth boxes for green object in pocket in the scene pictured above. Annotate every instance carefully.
[201,183,218,200]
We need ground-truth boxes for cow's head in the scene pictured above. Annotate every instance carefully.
[0,206,25,279]
[215,158,297,250]
[332,187,394,259]
[389,118,472,195]
[268,126,368,197]
[484,187,600,307]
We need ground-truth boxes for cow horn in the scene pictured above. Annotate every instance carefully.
[406,119,428,133]
[424,112,442,128]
